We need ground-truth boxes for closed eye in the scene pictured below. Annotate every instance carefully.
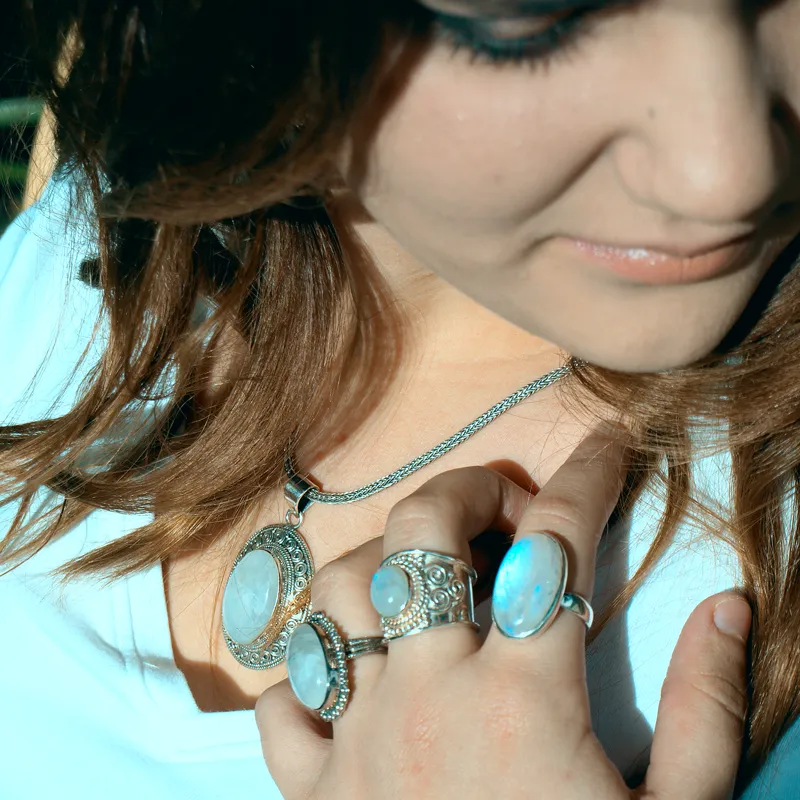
[416,0,634,73]
[430,8,595,70]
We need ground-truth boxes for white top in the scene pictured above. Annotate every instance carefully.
[0,177,742,798]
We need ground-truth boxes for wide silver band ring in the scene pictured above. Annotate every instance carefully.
[371,549,478,641]
[491,532,594,639]
[286,611,387,722]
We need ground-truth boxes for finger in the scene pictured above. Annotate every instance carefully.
[640,592,751,800]
[301,537,388,732]
[380,466,536,670]
[255,679,330,799]
[484,424,629,673]
[311,536,387,682]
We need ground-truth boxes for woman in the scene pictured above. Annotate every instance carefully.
[2,0,800,796]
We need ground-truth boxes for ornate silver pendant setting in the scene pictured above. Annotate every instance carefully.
[222,523,314,670]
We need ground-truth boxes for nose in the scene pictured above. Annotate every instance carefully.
[612,8,792,225]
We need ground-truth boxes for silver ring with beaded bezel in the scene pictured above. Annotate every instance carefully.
[285,611,387,721]
[371,549,479,641]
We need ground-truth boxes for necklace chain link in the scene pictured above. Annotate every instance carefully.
[284,363,572,508]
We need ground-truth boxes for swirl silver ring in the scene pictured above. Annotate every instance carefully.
[370,549,478,641]
[285,611,387,721]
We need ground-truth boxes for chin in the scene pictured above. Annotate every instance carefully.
[518,259,769,375]
[566,327,730,373]
[532,292,745,373]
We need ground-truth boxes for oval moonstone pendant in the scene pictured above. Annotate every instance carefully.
[491,533,568,639]
[222,550,281,645]
[222,524,314,670]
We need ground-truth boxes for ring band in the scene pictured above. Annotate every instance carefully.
[345,636,389,660]
[491,532,594,639]
[371,549,478,641]
[561,591,593,629]
[286,612,387,721]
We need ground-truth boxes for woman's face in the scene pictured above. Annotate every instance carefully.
[344,0,800,372]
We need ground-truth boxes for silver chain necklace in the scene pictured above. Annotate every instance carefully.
[221,363,572,670]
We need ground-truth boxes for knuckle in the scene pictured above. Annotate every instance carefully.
[528,493,593,536]
[662,669,748,726]
[254,688,270,723]
[254,683,286,733]
[311,557,367,604]
[309,563,342,603]
[387,494,457,533]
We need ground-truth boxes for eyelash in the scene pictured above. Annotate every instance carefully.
[431,9,597,71]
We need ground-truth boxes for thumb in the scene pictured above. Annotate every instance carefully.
[639,592,751,800]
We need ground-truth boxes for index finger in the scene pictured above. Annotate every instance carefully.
[484,424,630,669]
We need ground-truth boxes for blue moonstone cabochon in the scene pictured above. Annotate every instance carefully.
[491,533,567,638]
[370,564,411,617]
[221,549,281,645]
[286,623,332,710]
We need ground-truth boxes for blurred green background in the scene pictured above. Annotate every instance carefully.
[1,5,40,234]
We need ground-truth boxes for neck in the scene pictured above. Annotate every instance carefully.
[331,193,565,375]
[293,199,593,497]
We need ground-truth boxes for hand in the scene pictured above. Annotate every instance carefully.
[255,427,751,799]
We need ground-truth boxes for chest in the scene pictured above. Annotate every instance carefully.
[161,496,395,712]
[160,405,591,712]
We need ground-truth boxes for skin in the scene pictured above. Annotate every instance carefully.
[9,2,787,787]
[164,0,800,713]
[258,432,753,799]
[341,0,800,372]
[253,3,789,794]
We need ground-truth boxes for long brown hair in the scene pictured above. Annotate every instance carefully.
[4,0,800,780]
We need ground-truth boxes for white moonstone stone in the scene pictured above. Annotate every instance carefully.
[492,533,566,638]
[286,623,330,710]
[222,549,281,645]
[370,564,410,617]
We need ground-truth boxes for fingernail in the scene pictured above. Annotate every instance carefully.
[713,596,752,643]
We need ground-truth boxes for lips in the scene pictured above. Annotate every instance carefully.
[564,204,800,286]
[567,236,760,285]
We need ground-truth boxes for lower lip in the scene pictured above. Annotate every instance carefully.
[567,237,757,285]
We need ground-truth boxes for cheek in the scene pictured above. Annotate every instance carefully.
[355,49,603,232]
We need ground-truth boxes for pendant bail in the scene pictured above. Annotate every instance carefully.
[284,473,318,529]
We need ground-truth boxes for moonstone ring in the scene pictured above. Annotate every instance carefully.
[370,550,478,640]
[285,612,387,721]
[491,532,594,639]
